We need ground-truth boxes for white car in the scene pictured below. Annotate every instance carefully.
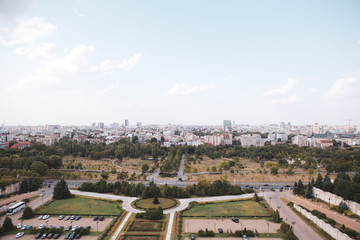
[17,223,22,229]
[49,224,55,229]
[72,225,78,231]
[43,215,50,219]
[38,224,45,229]
[16,232,24,238]
[38,215,43,220]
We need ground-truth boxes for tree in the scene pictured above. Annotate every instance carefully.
[100,172,109,180]
[252,192,260,202]
[142,164,149,173]
[286,227,297,240]
[53,179,71,199]
[339,201,349,213]
[22,206,34,219]
[2,217,13,232]
[153,196,159,204]
[305,183,313,199]
[270,167,278,175]
[30,161,49,176]
[272,210,282,223]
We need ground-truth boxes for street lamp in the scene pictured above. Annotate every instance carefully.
[97,220,99,236]
[267,222,269,236]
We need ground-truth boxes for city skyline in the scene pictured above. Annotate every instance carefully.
[0,0,360,126]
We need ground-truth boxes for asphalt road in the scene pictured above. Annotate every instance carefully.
[265,191,323,240]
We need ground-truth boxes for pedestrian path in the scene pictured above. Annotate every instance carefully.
[111,212,132,240]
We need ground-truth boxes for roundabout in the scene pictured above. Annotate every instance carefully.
[133,197,179,210]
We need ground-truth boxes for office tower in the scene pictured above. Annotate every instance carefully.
[223,120,232,131]
[125,119,129,127]
[280,122,285,129]
[98,122,104,129]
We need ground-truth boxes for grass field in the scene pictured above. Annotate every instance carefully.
[182,200,271,217]
[36,196,121,215]
[128,221,163,232]
[134,198,178,210]
[124,236,159,240]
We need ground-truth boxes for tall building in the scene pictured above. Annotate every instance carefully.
[98,122,104,129]
[223,120,232,131]
[280,122,286,129]
[136,122,142,127]
[313,123,320,134]
[125,119,129,127]
[111,122,120,129]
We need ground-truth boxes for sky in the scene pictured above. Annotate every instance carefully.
[0,0,360,126]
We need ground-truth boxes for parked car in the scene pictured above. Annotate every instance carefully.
[21,225,27,230]
[72,225,78,231]
[41,233,47,239]
[35,233,42,239]
[232,218,239,223]
[43,215,50,220]
[38,215,43,220]
[75,215,81,221]
[69,232,76,240]
[243,235,248,240]
[70,215,76,220]
[46,233,53,239]
[263,183,269,186]
[38,224,45,229]
[25,225,33,230]
[93,216,98,221]
[58,215,64,220]
[75,234,81,239]
[49,224,55,229]
[15,232,24,238]
[65,225,71,231]
[17,223,22,229]
[190,236,195,240]
[64,233,70,239]
[64,216,70,221]
[85,226,91,230]
[57,226,64,230]
[99,216,104,221]
[218,228,223,233]
[53,233,60,239]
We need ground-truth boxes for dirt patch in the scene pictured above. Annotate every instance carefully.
[128,221,162,232]
[123,236,159,240]
[183,219,280,233]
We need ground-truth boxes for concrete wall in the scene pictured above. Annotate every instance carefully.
[294,204,352,240]
[313,187,360,216]
[0,182,19,196]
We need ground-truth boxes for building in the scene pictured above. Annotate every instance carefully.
[239,134,260,147]
[98,122,105,129]
[111,122,120,129]
[223,120,232,131]
[313,123,320,134]
[125,120,129,128]
[293,135,309,147]
[136,122,142,127]
[280,122,286,129]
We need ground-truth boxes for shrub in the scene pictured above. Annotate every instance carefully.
[22,206,34,219]
[2,217,13,232]
[198,228,215,237]
[339,202,349,213]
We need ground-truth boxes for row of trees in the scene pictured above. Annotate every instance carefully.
[161,147,183,172]
[78,179,252,198]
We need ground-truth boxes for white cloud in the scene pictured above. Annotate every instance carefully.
[225,75,233,81]
[6,17,56,46]
[118,53,142,70]
[95,85,115,97]
[90,59,117,74]
[308,88,316,93]
[265,78,297,96]
[327,78,358,98]
[73,8,85,17]
[13,42,56,58]
[166,83,215,96]
[270,94,298,104]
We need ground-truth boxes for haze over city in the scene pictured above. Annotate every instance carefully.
[0,0,360,126]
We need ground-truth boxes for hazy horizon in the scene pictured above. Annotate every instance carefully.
[1,0,360,126]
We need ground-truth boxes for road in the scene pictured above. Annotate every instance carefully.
[177,154,187,181]
[265,191,323,240]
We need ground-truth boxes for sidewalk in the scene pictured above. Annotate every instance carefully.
[0,188,45,207]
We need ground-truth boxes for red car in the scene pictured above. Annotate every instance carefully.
[47,233,53,239]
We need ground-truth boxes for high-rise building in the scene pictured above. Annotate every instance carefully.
[223,120,232,131]
[136,122,142,127]
[280,122,286,129]
[125,119,129,127]
[98,122,104,129]
[313,123,320,134]
[111,122,120,129]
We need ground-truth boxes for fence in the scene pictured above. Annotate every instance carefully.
[313,187,360,216]
[294,204,352,240]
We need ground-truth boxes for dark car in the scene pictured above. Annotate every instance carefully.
[69,233,76,240]
[99,216,104,221]
[190,235,195,240]
[218,228,223,233]
[35,233,42,239]
[65,225,71,231]
[64,233,70,239]
[93,216,99,221]
[263,184,269,186]
[57,226,64,230]
[53,233,60,239]
[75,234,81,239]
[75,215,81,221]
[280,187,283,192]
[85,226,91,230]
[232,218,239,223]
[41,233,47,239]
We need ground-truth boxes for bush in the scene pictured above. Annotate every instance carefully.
[311,210,326,219]
[135,213,145,219]
[272,210,282,223]
[22,206,34,219]
[339,201,348,213]
[2,217,13,232]
[198,228,215,237]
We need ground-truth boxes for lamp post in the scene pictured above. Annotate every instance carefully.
[328,198,331,209]
[97,220,99,236]
[267,222,269,236]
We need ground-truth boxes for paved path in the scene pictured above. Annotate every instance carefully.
[166,212,175,240]
[265,191,323,240]
[283,191,360,232]
[111,212,131,240]
[177,154,187,181]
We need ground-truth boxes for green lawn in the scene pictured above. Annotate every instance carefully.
[36,196,121,215]
[134,198,178,210]
[182,200,271,217]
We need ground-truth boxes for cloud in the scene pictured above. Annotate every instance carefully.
[265,78,297,96]
[73,8,85,17]
[166,83,215,96]
[118,53,142,70]
[5,17,56,46]
[308,88,316,93]
[95,85,115,97]
[327,78,358,99]
[270,94,298,104]
[225,75,233,81]
[13,42,56,58]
